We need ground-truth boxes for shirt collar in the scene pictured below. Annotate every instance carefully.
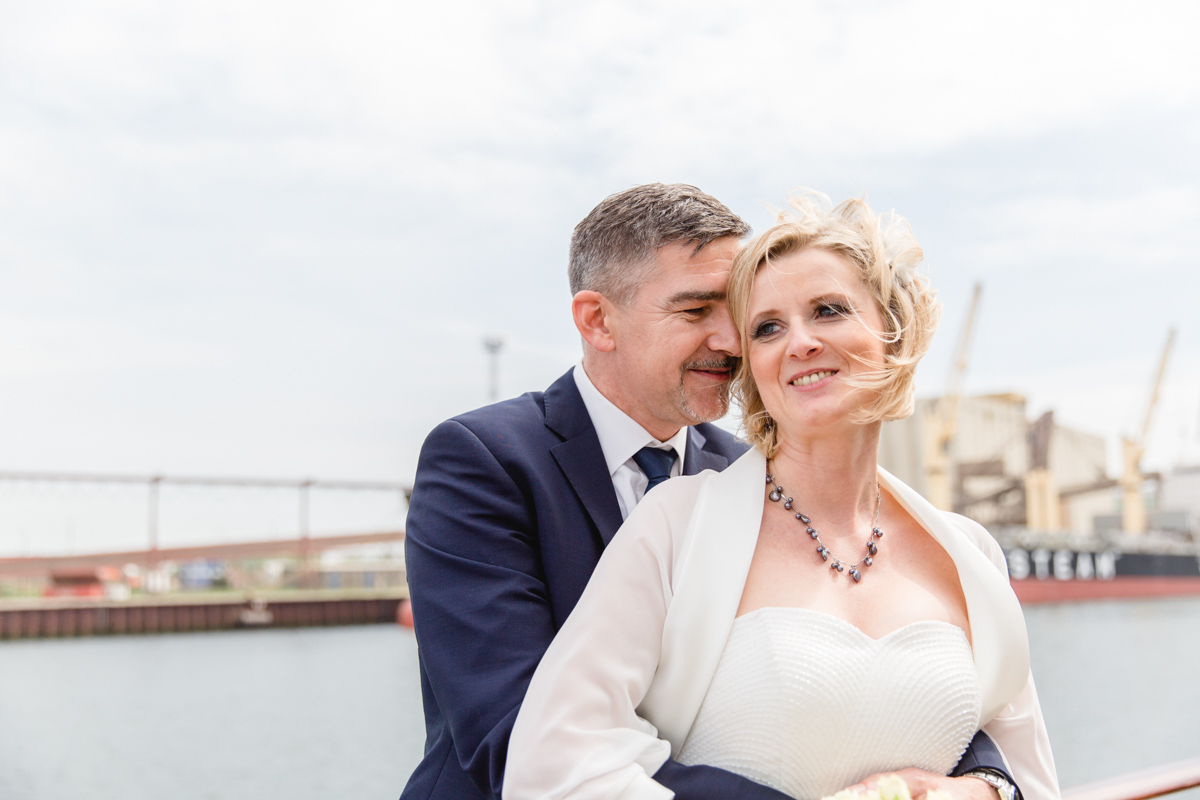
[573,363,689,476]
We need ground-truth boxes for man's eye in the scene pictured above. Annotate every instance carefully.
[681,307,707,317]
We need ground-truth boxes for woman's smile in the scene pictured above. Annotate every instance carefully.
[788,368,838,389]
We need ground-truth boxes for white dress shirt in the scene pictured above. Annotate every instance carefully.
[573,363,689,521]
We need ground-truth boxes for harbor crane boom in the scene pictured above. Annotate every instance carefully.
[1120,327,1176,534]
[926,282,982,511]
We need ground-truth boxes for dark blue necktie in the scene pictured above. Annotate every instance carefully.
[632,446,677,495]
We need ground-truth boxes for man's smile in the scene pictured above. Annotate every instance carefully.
[685,357,739,383]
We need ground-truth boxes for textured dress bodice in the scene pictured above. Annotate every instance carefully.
[676,607,982,800]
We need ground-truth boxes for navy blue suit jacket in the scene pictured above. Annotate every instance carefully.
[400,370,1015,800]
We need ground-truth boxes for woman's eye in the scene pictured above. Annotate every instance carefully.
[817,303,849,318]
[752,321,781,338]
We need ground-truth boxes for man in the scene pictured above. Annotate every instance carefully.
[400,184,1017,800]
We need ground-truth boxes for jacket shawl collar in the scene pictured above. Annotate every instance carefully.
[543,371,625,545]
[639,447,1030,755]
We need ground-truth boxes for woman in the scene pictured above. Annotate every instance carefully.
[503,194,1058,800]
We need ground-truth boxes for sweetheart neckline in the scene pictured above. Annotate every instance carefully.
[733,605,971,644]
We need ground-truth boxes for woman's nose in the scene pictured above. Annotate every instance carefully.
[784,322,822,359]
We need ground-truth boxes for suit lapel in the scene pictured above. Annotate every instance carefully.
[683,425,729,476]
[544,371,624,545]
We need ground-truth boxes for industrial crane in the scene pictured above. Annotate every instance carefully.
[1024,410,1060,530]
[1120,327,1176,534]
[925,283,982,511]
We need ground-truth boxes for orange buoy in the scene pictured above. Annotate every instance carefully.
[396,599,414,628]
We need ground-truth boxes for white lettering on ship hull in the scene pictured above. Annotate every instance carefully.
[1006,548,1118,581]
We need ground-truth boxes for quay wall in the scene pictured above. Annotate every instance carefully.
[0,589,408,640]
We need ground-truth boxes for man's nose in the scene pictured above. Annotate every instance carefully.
[706,304,741,356]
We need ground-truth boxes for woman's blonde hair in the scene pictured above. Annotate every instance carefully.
[728,191,941,458]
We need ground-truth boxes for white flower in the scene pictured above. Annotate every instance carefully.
[877,775,914,800]
[823,775,950,800]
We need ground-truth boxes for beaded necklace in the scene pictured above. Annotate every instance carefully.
[766,465,883,583]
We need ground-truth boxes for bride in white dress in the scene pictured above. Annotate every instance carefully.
[503,194,1059,800]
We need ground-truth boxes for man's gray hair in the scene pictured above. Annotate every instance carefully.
[569,183,751,305]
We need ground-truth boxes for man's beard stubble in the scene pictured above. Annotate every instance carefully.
[676,355,740,424]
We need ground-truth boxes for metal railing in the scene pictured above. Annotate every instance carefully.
[0,469,411,556]
[1064,756,1200,800]
[0,529,405,575]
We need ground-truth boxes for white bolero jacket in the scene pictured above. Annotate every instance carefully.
[504,448,1060,800]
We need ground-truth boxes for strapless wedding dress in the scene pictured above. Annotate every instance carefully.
[676,607,982,800]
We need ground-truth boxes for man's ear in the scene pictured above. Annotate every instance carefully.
[571,291,617,353]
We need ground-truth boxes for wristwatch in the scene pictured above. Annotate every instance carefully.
[963,770,1017,800]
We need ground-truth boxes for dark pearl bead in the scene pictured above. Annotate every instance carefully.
[768,469,882,583]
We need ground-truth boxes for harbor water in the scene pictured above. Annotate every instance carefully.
[1,596,1197,800]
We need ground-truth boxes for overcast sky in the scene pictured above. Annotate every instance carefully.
[3,1,1200,549]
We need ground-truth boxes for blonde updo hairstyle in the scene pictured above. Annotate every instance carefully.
[728,192,941,458]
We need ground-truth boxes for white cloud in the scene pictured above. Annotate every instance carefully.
[964,185,1200,272]
[2,0,1200,549]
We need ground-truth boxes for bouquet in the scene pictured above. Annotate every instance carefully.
[823,775,952,800]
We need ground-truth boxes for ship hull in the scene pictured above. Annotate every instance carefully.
[1011,575,1200,605]
[1004,545,1200,604]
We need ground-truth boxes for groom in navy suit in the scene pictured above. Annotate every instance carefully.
[400,184,1018,800]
